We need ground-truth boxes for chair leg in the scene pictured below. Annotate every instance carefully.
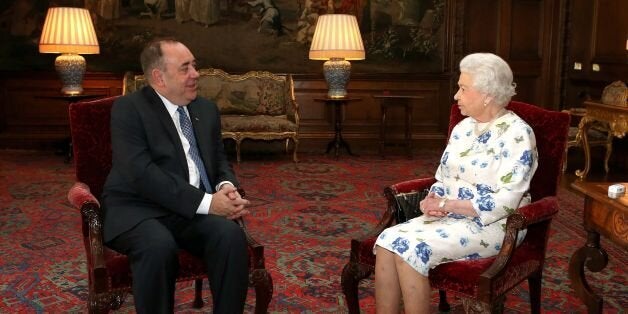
[603,138,613,173]
[292,139,299,163]
[193,279,204,308]
[236,139,242,164]
[251,269,273,314]
[341,261,374,314]
[528,272,542,314]
[438,289,450,312]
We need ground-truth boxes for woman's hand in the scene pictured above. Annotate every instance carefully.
[419,192,448,217]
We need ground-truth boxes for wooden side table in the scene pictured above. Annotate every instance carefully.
[314,97,361,158]
[373,94,424,158]
[575,101,628,180]
[569,181,627,313]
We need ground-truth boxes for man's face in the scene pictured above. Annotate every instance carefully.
[156,42,199,106]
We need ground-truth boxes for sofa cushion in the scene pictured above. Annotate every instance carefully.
[199,74,288,116]
[124,69,291,116]
[222,115,297,133]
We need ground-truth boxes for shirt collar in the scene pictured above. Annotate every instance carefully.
[155,91,186,118]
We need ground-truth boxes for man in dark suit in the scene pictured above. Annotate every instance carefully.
[102,38,250,313]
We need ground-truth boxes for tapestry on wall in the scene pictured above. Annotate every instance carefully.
[0,0,445,74]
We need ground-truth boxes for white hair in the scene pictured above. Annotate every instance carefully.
[459,53,517,106]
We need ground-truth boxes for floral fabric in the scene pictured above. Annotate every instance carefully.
[374,111,538,276]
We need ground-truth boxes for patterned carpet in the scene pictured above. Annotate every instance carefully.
[0,149,626,313]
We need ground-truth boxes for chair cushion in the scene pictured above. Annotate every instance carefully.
[105,248,206,289]
[105,245,258,289]
[221,115,297,133]
[428,240,544,298]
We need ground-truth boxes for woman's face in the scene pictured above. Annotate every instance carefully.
[454,72,488,119]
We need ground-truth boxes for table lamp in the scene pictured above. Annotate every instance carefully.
[39,7,100,95]
[309,14,365,99]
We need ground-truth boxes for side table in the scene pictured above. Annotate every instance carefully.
[36,94,107,162]
[569,181,627,313]
[575,101,628,180]
[373,94,424,158]
[314,97,361,158]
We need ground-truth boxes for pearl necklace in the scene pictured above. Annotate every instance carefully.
[473,109,508,136]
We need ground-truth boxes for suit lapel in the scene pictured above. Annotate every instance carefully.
[142,86,190,179]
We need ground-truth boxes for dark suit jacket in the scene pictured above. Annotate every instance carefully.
[102,86,238,243]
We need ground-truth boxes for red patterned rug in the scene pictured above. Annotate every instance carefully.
[0,149,626,313]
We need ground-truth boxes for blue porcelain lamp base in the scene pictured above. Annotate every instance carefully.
[323,58,351,98]
[55,53,86,96]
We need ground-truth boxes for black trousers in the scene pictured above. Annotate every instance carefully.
[108,214,249,314]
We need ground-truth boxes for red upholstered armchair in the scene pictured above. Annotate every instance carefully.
[341,101,570,313]
[67,96,273,313]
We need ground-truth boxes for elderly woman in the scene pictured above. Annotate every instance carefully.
[373,53,538,313]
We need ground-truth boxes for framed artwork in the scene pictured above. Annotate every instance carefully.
[0,0,446,74]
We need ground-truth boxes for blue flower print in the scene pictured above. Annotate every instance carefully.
[499,141,505,148]
[449,213,466,219]
[480,161,488,168]
[441,152,449,165]
[477,195,495,212]
[459,165,465,173]
[414,242,433,263]
[458,187,474,200]
[476,184,493,196]
[459,237,469,247]
[466,253,481,260]
[502,150,509,158]
[436,229,449,238]
[478,131,491,143]
[519,150,534,167]
[494,243,501,251]
[431,186,445,197]
[391,237,410,254]
[471,217,484,227]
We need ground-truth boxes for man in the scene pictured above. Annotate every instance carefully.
[102,38,250,313]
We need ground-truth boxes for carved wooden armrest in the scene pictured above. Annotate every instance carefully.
[67,182,108,287]
[479,196,559,282]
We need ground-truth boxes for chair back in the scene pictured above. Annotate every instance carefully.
[69,96,119,198]
[449,101,570,200]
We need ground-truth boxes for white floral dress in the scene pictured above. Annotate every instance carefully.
[374,110,538,276]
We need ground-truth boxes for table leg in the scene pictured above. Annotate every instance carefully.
[575,116,593,180]
[325,101,356,158]
[405,103,412,159]
[380,103,387,158]
[568,231,609,313]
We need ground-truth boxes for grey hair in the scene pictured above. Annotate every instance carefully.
[459,53,517,106]
[140,38,179,83]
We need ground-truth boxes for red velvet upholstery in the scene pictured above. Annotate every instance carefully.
[67,96,273,313]
[341,101,570,313]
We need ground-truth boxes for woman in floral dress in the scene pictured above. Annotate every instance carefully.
[374,53,538,313]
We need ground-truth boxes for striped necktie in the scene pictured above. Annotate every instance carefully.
[177,106,211,192]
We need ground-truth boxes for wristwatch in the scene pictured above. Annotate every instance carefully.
[438,198,447,209]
